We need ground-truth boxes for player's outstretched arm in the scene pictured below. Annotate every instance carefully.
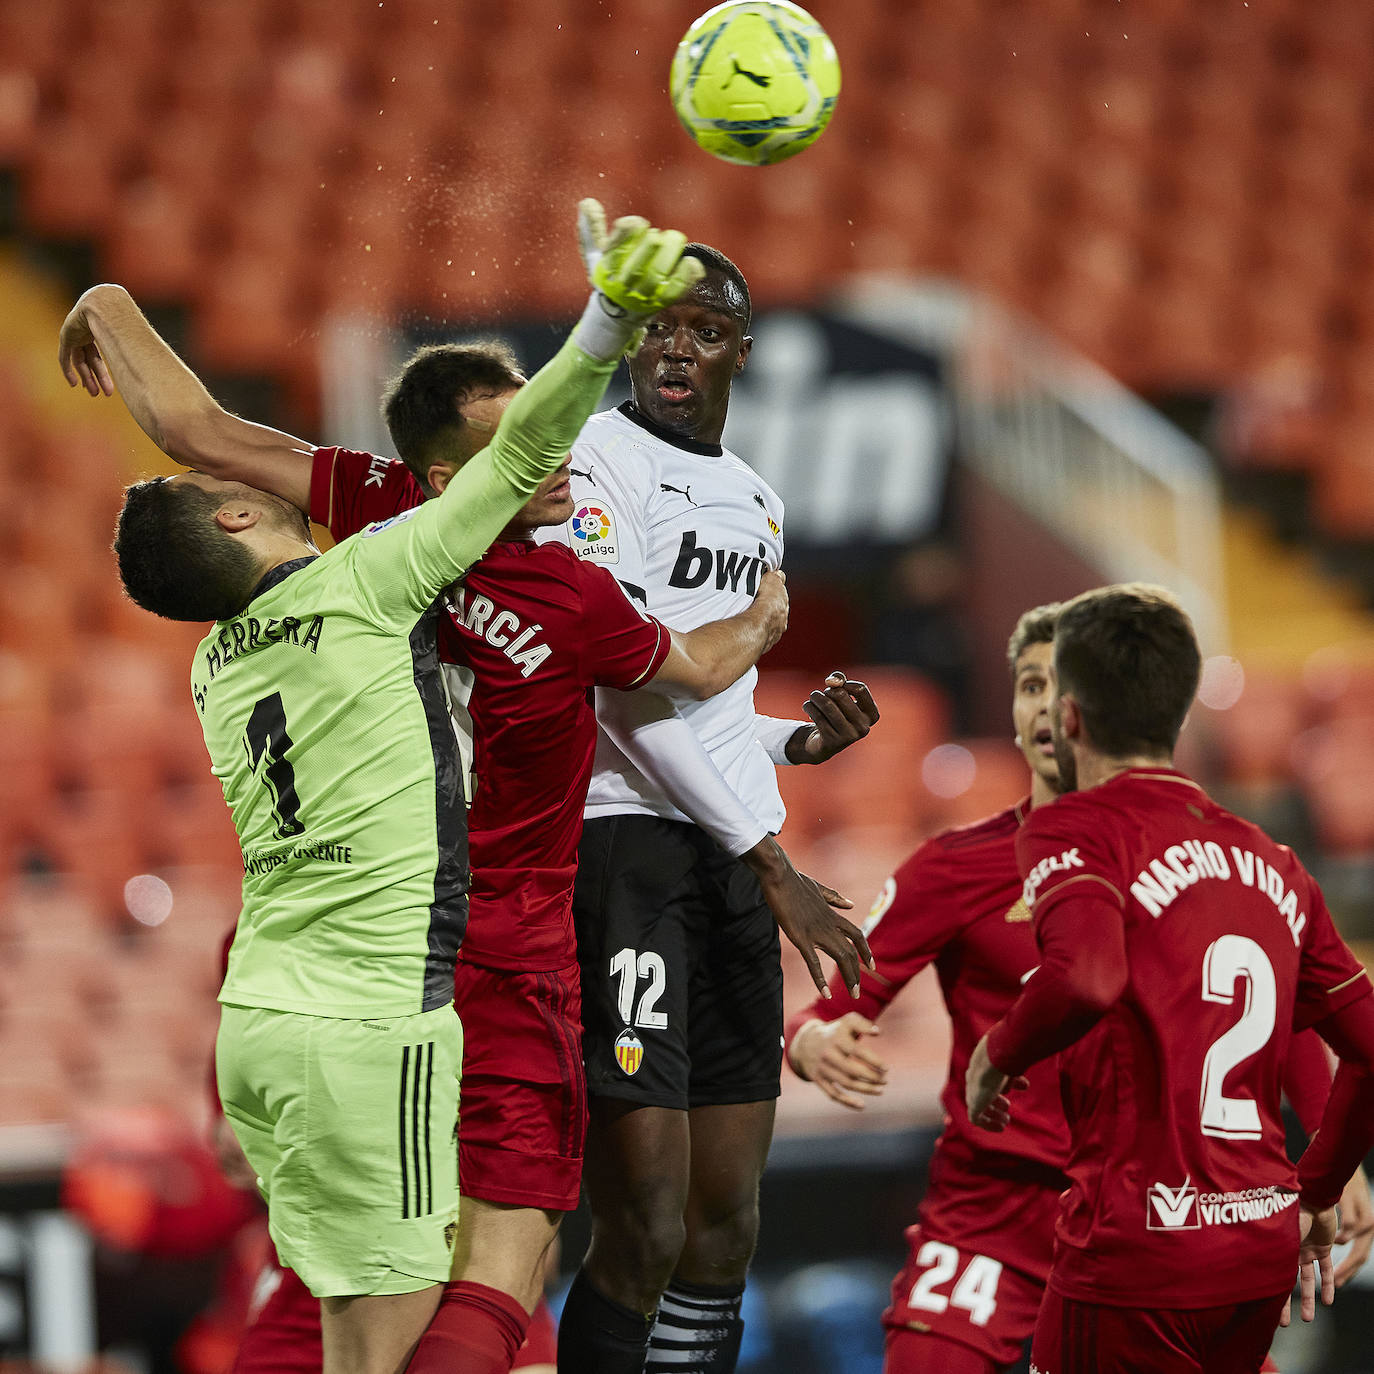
[595,688,873,996]
[355,204,705,611]
[59,283,316,509]
[650,569,789,699]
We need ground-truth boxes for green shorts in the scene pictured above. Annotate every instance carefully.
[217,1002,462,1298]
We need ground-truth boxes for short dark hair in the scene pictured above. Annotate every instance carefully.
[1054,583,1201,756]
[1006,601,1062,674]
[683,243,752,333]
[381,341,524,489]
[114,478,260,622]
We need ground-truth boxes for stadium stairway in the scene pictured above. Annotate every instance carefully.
[1224,506,1374,673]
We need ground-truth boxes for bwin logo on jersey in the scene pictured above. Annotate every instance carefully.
[669,531,770,595]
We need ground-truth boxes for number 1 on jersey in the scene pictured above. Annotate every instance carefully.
[243,692,305,838]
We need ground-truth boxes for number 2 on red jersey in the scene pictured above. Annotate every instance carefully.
[1199,934,1277,1141]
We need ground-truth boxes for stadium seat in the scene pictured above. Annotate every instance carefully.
[102,176,206,301]
[194,252,314,377]
[1204,667,1308,786]
[19,114,123,238]
[1292,716,1374,854]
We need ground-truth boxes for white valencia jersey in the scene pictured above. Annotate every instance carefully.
[540,402,786,831]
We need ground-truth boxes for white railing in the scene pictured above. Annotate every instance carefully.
[837,279,1229,653]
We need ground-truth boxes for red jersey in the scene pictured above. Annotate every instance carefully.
[786,803,1071,1274]
[311,448,671,970]
[1004,768,1371,1309]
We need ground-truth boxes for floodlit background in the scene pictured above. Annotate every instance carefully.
[0,0,1372,1369]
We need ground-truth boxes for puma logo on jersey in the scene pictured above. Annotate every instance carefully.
[446,588,551,678]
[571,464,596,486]
[669,531,771,595]
[661,481,698,506]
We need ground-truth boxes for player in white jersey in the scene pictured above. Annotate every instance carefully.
[548,242,881,1374]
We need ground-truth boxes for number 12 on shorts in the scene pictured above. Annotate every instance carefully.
[609,947,668,1029]
[908,1241,1002,1327]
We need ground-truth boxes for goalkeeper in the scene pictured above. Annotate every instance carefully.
[100,207,701,1374]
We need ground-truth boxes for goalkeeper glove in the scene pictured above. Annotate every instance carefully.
[572,198,705,361]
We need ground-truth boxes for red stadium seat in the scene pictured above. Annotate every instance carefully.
[1203,668,1309,786]
[19,115,124,238]
[194,252,314,377]
[102,177,206,301]
[1292,716,1374,854]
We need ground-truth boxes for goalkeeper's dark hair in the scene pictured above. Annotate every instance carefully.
[114,478,260,622]
[684,243,752,333]
[1006,601,1062,674]
[383,340,525,491]
[1053,583,1200,756]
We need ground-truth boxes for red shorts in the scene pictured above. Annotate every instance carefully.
[1031,1289,1289,1374]
[232,1264,318,1374]
[883,1228,1044,1371]
[455,958,586,1213]
[232,1264,558,1372]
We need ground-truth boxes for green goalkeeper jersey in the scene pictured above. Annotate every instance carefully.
[195,336,617,1018]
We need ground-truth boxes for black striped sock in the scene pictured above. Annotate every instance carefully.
[645,1279,745,1374]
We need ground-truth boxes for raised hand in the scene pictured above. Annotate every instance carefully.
[790,673,880,764]
[572,200,705,361]
[58,289,115,397]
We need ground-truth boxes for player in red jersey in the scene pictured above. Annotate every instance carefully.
[61,260,867,1373]
[786,603,1067,1374]
[966,584,1374,1374]
[786,611,1372,1374]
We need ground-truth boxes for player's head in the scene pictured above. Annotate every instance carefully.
[1007,601,1063,799]
[628,243,752,446]
[114,472,311,622]
[1051,583,1201,790]
[382,342,573,530]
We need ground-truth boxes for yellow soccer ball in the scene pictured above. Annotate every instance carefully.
[669,2,841,167]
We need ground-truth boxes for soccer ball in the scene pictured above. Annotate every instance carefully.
[669,2,841,167]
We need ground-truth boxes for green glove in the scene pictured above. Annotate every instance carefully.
[577,198,704,318]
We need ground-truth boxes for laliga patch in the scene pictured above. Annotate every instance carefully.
[361,508,419,537]
[863,877,896,935]
[570,503,618,565]
[614,1028,644,1077]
